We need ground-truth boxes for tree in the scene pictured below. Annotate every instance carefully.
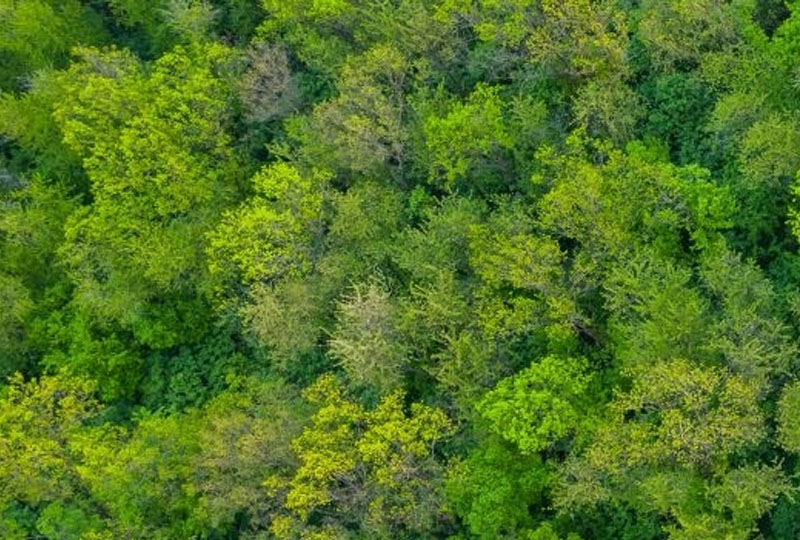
[242,278,332,381]
[273,374,454,538]
[54,43,240,347]
[734,114,800,257]
[602,250,711,371]
[467,200,570,338]
[328,279,408,395]
[420,83,513,190]
[527,0,629,82]
[573,78,643,146]
[636,0,751,72]
[777,380,800,453]
[238,41,299,124]
[319,180,405,287]
[699,246,797,384]
[287,44,413,182]
[0,373,101,537]
[189,377,306,535]
[75,412,203,538]
[106,0,220,54]
[446,436,552,539]
[554,359,782,539]
[206,162,329,289]
[537,138,735,274]
[0,70,84,180]
[0,0,106,90]
[477,355,594,455]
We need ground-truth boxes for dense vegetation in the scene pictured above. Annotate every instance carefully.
[5,0,800,538]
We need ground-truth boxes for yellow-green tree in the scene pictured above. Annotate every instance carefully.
[54,43,239,347]
[273,374,454,538]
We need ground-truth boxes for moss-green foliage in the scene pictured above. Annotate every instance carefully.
[5,1,800,539]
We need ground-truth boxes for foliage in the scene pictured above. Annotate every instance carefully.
[274,374,454,538]
[328,280,408,394]
[206,162,328,288]
[446,436,552,538]
[4,1,800,538]
[478,355,593,454]
[54,43,239,347]
[421,83,513,188]
[0,0,107,90]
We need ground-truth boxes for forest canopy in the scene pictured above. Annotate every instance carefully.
[3,0,800,538]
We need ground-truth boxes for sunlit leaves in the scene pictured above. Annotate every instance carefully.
[422,83,512,187]
[207,162,328,287]
[278,374,453,537]
[0,373,98,507]
[478,356,593,454]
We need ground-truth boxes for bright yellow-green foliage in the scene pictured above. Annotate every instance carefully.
[611,360,764,467]
[468,216,568,335]
[603,253,711,369]
[258,0,355,74]
[469,0,538,47]
[423,84,513,186]
[0,373,98,506]
[478,356,593,454]
[439,0,628,81]
[538,139,734,263]
[277,374,453,538]
[284,376,364,520]
[527,0,629,80]
[0,376,307,539]
[76,413,203,538]
[207,162,329,287]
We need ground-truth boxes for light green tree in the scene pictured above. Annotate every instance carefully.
[54,44,239,346]
[206,162,329,289]
[478,355,594,455]
[328,280,408,394]
[274,374,454,538]
[0,373,102,537]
